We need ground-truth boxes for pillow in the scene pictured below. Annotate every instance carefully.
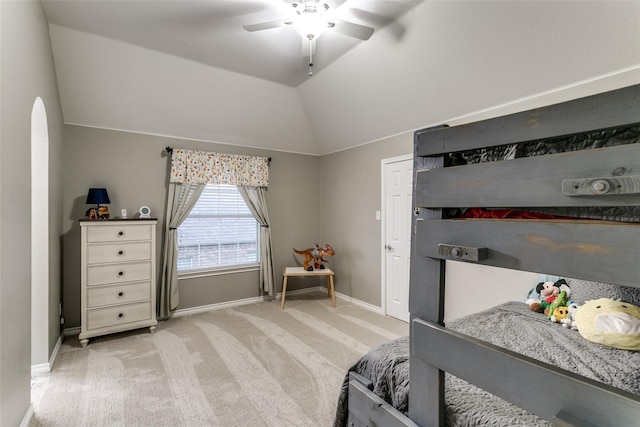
[567,278,640,306]
[575,298,640,351]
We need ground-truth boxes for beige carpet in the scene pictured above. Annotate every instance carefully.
[30,291,408,426]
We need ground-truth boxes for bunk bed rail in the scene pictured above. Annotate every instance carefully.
[412,319,640,427]
[409,84,640,427]
[415,85,640,157]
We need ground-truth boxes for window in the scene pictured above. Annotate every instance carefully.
[177,185,259,273]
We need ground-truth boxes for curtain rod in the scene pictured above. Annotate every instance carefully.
[164,146,271,163]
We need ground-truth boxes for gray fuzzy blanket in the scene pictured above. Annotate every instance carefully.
[333,301,640,427]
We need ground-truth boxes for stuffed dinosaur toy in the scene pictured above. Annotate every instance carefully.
[575,298,640,351]
[293,244,335,271]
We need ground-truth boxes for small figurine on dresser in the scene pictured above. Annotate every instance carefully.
[86,206,110,219]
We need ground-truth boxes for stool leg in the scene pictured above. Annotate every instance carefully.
[329,275,336,307]
[281,275,288,310]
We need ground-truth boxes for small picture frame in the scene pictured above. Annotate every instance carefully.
[139,206,151,218]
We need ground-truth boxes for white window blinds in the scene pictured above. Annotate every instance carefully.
[177,184,259,272]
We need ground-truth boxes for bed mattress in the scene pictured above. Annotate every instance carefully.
[333,301,640,426]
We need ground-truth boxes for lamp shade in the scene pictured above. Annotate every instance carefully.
[86,188,110,205]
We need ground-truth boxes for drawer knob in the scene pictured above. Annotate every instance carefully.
[118,250,124,255]
[118,271,124,276]
[118,313,124,318]
[118,292,124,297]
[118,231,124,236]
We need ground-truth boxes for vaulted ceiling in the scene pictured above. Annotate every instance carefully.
[42,0,640,155]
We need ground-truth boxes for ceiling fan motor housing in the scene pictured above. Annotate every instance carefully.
[294,1,330,15]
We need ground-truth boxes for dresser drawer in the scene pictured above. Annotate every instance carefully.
[87,301,152,330]
[87,261,151,286]
[87,242,151,264]
[87,224,152,243]
[87,281,151,308]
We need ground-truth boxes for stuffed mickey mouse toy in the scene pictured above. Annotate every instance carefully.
[526,278,570,314]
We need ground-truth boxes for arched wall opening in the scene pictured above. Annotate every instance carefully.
[31,97,49,369]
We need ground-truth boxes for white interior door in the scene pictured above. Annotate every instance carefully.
[383,157,412,322]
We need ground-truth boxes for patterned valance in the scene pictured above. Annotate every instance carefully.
[170,149,269,187]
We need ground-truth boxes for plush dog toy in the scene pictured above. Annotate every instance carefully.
[560,301,580,330]
[575,298,640,351]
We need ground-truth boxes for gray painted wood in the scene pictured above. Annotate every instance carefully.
[349,375,420,427]
[410,153,446,323]
[408,148,447,426]
[413,318,640,427]
[416,84,640,157]
[416,219,640,287]
[409,319,445,427]
[415,143,640,208]
[552,411,598,427]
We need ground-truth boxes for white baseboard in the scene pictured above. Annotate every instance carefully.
[333,290,384,315]
[20,404,34,427]
[280,285,385,315]
[59,289,385,329]
[31,362,50,376]
[172,294,270,318]
[276,285,330,300]
[31,333,64,375]
[63,326,81,336]
[171,285,383,318]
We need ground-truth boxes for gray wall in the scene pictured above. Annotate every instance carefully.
[62,125,323,328]
[0,1,64,425]
[319,133,413,307]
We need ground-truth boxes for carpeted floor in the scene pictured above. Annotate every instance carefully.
[30,291,408,426]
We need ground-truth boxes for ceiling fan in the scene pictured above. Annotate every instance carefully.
[243,0,374,75]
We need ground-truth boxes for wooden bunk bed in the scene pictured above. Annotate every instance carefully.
[334,84,640,427]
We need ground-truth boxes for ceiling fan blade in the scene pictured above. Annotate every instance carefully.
[301,37,317,57]
[243,20,290,32]
[330,19,374,40]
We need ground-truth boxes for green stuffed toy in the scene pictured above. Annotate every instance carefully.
[546,290,569,320]
[574,298,640,351]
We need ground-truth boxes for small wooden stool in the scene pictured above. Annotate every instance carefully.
[281,267,335,309]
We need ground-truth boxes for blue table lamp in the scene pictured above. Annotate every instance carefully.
[86,188,110,219]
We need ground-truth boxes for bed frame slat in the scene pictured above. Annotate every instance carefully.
[412,318,640,427]
[415,84,640,157]
[416,219,640,287]
[348,373,420,427]
[415,144,640,208]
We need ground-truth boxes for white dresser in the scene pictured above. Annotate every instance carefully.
[79,219,158,347]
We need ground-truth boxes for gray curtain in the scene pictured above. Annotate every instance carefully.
[158,182,205,318]
[238,186,276,297]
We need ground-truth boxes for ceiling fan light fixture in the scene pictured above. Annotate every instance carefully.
[293,0,329,40]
